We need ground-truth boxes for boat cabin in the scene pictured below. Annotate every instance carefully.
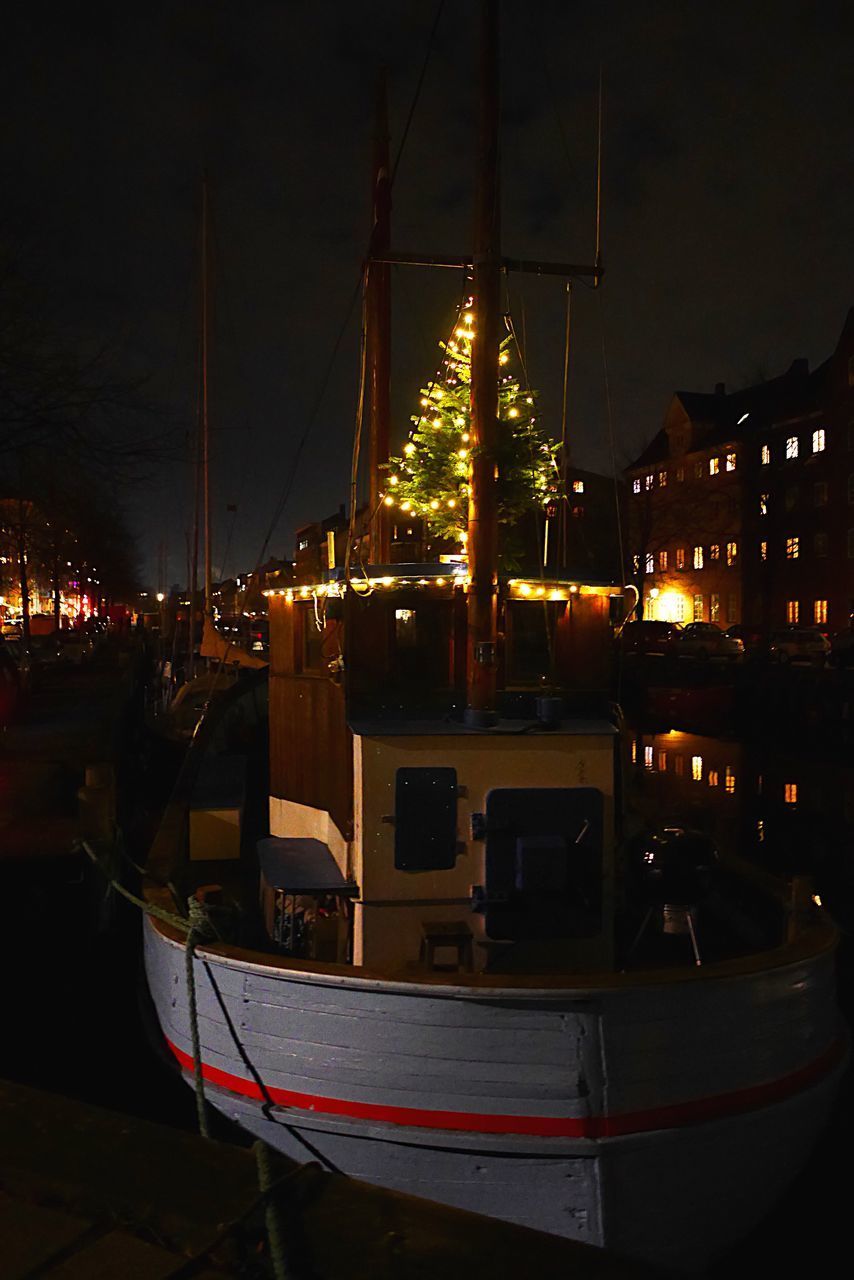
[264,565,625,974]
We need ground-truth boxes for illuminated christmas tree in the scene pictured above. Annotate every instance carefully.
[383,304,561,558]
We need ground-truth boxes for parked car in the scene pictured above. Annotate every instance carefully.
[830,628,854,667]
[618,619,682,657]
[58,630,94,665]
[768,627,830,665]
[676,622,744,661]
[724,623,766,657]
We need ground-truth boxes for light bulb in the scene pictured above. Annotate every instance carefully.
[404,442,415,456]
[508,407,519,418]
[384,496,394,507]
[430,499,440,510]
[458,448,467,459]
[390,475,399,485]
[447,498,456,508]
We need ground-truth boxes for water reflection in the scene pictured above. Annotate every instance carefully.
[627,725,854,931]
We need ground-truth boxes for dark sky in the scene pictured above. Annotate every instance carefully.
[4,1,853,589]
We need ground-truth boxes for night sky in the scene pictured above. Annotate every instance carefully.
[4,1,853,590]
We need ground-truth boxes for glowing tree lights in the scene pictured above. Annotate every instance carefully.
[383,307,561,555]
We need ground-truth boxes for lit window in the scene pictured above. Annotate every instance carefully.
[694,545,704,569]
[692,755,703,781]
[645,553,654,574]
[710,594,720,622]
[725,767,736,794]
[814,482,828,506]
[709,457,720,475]
[631,740,637,763]
[760,493,769,515]
[632,554,640,572]
[814,599,828,625]
[659,550,668,571]
[644,745,653,770]
[786,536,799,559]
[761,444,770,465]
[676,547,686,569]
[812,428,826,453]
[784,782,798,805]
[674,755,685,776]
[815,532,828,557]
[658,470,667,487]
[726,540,737,566]
[633,478,641,494]
[693,593,704,622]
[725,452,736,471]
[674,595,686,621]
[786,435,799,460]
[708,770,719,787]
[657,751,667,771]
[760,540,768,561]
[572,480,585,494]
[709,544,720,561]
[787,599,799,624]
[757,818,765,842]
[645,474,654,491]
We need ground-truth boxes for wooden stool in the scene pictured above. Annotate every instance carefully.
[420,920,474,972]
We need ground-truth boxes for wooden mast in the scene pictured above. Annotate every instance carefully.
[201,172,212,616]
[367,72,392,565]
[465,0,501,724]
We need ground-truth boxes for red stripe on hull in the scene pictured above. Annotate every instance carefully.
[165,1035,845,1139]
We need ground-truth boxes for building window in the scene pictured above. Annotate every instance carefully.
[693,545,704,569]
[814,481,828,506]
[709,543,720,561]
[657,750,667,771]
[726,540,737,566]
[657,470,667,487]
[725,766,736,794]
[812,428,826,453]
[710,593,720,622]
[785,486,799,511]
[728,593,737,622]
[760,493,769,515]
[761,444,770,465]
[633,478,641,494]
[631,740,637,763]
[709,457,720,475]
[693,594,704,622]
[814,599,828,625]
[787,599,799,624]
[674,595,686,621]
[815,532,828,556]
[572,479,585,494]
[674,755,685,776]
[659,550,668,571]
[645,473,654,491]
[694,461,704,479]
[676,547,686,569]
[785,536,799,560]
[786,435,799,460]
[676,465,684,482]
[760,540,768,561]
[632,554,640,573]
[572,504,584,518]
[691,755,703,782]
[784,782,798,805]
[708,769,719,787]
[725,452,736,471]
[644,745,653,770]
[645,553,654,574]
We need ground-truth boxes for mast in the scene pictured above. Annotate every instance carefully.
[367,72,392,564]
[465,0,501,724]
[201,172,212,615]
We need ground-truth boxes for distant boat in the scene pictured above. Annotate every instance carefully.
[143,5,846,1268]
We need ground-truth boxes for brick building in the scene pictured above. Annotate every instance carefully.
[627,308,854,631]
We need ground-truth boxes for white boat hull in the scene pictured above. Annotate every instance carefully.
[144,917,845,1270]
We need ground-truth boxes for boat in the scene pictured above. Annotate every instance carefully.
[143,6,846,1269]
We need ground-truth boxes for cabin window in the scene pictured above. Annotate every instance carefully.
[394,767,458,871]
[394,608,417,648]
